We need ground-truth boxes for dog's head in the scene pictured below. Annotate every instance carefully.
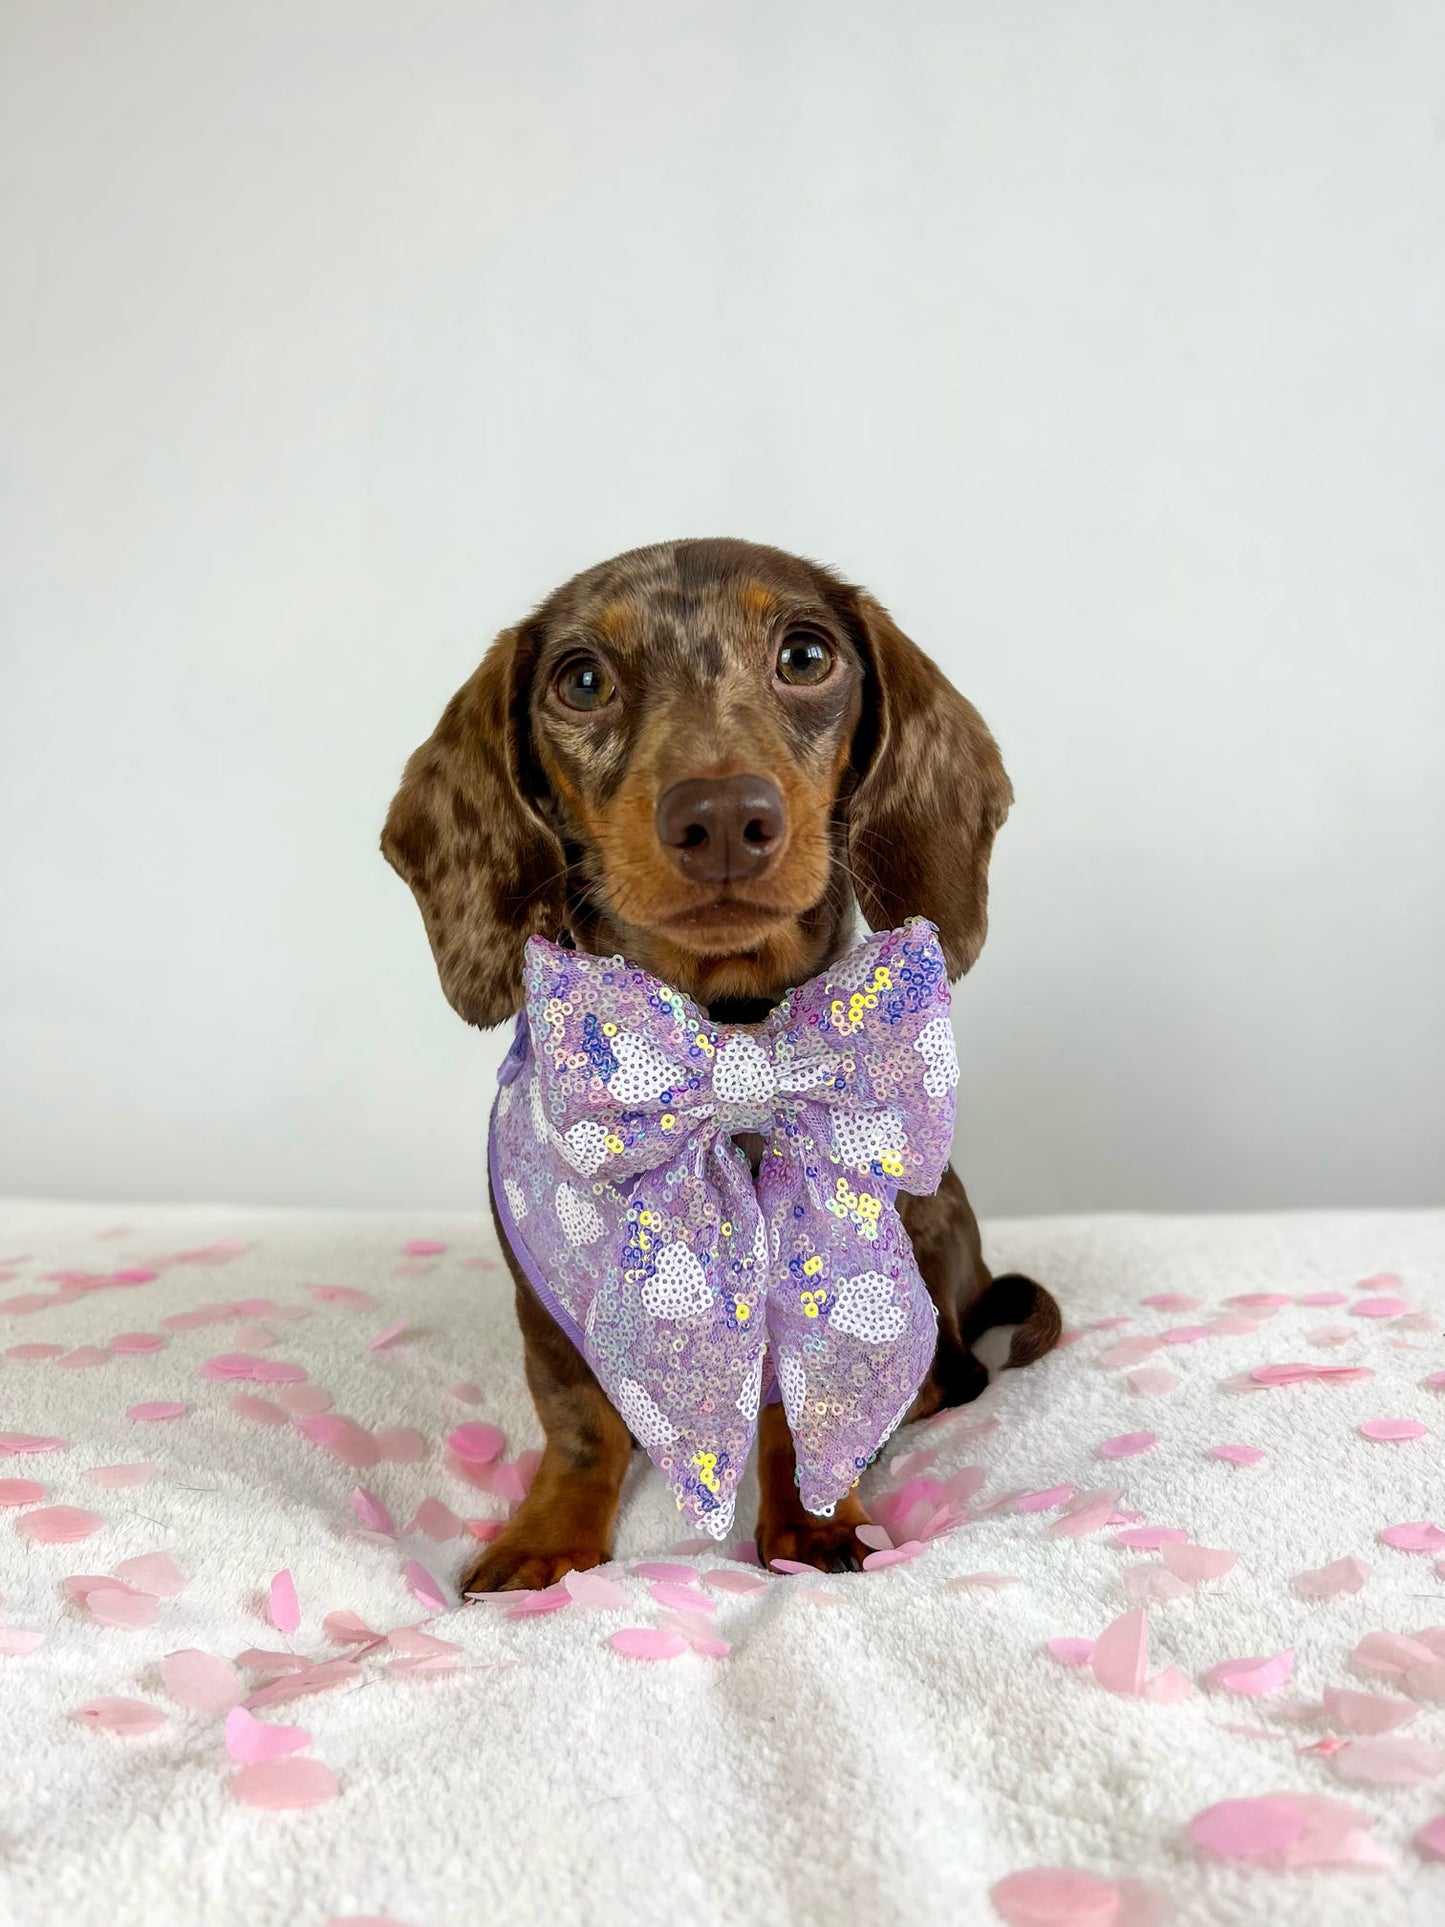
[382,538,1012,1024]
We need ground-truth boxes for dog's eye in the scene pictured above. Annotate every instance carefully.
[775,632,835,686]
[553,656,616,712]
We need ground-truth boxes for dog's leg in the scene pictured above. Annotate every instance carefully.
[459,1270,633,1596]
[753,1401,870,1573]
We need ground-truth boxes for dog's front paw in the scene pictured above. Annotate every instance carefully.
[756,1494,870,1575]
[459,1529,608,1598]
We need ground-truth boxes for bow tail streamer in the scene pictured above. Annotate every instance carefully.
[759,1117,939,1519]
[582,1129,771,1538]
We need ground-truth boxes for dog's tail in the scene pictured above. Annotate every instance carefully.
[961,1273,1063,1372]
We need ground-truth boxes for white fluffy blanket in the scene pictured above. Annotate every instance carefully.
[1,1200,1443,1927]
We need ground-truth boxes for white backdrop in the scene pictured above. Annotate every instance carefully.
[3,0,1442,1215]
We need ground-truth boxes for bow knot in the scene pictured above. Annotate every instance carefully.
[501,919,959,1535]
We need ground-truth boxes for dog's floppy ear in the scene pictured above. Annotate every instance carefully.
[381,626,564,1028]
[846,594,1013,978]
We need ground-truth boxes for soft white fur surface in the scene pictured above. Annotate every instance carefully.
[1,1200,1442,1927]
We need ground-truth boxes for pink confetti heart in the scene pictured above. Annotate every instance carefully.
[0,1478,46,1507]
[370,1320,411,1350]
[108,1332,167,1354]
[296,1414,379,1467]
[1210,1651,1294,1696]
[448,1381,481,1403]
[1161,1543,1238,1583]
[85,1585,160,1629]
[1122,1565,1194,1605]
[1352,1297,1408,1318]
[1099,1337,1165,1369]
[1418,1816,1445,1860]
[127,1402,188,1422]
[446,1422,505,1465]
[1334,1736,1445,1786]
[5,1343,64,1362]
[949,1571,1019,1590]
[1098,1432,1157,1460]
[855,1523,893,1549]
[229,1393,288,1426]
[1380,1522,1445,1553]
[503,1582,571,1616]
[88,1462,157,1488]
[1049,1490,1123,1539]
[631,1561,700,1584]
[1189,1795,1308,1861]
[0,1626,45,1655]
[1126,1368,1179,1397]
[404,1559,448,1612]
[224,1705,311,1762]
[271,1385,329,1418]
[1359,1418,1428,1442]
[1299,1291,1348,1306]
[1408,1660,1445,1701]
[1142,1293,1200,1311]
[402,1239,446,1256]
[269,1569,300,1633]
[374,1426,425,1464]
[113,1551,186,1596]
[1293,1556,1371,1598]
[1047,1638,1096,1667]
[349,1487,396,1535]
[862,1541,926,1570]
[161,1648,243,1712]
[408,1498,465,1540]
[1354,1629,1438,1676]
[74,1696,167,1735]
[1112,1526,1188,1550]
[1209,1443,1265,1466]
[609,1627,688,1661]
[563,1568,630,1611]
[990,1867,1121,1927]
[1322,1687,1417,1735]
[0,1433,65,1454]
[703,1569,770,1596]
[17,1505,102,1543]
[230,1757,338,1808]
[56,1346,110,1370]
[1159,1325,1212,1344]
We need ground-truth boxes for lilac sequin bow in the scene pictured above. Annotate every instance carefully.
[489,918,959,1537]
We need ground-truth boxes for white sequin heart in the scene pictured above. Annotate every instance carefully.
[713,1032,776,1106]
[913,1016,959,1097]
[831,1106,906,1170]
[559,1118,610,1176]
[830,1270,906,1344]
[615,1376,678,1447]
[641,1241,712,1320]
[555,1182,605,1246]
[607,1031,683,1105]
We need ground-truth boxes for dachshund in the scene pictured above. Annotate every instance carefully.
[382,537,1061,1591]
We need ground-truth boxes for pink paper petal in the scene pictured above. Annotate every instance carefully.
[348,1486,396,1536]
[1299,1291,1348,1306]
[1047,1637,1096,1667]
[269,1569,300,1633]
[503,1582,571,1616]
[1122,1565,1195,1605]
[1323,1686,1417,1734]
[1098,1431,1157,1460]
[448,1381,482,1403]
[631,1561,700,1584]
[230,1757,338,1809]
[1359,1418,1428,1442]
[949,1571,1020,1590]
[370,1320,411,1350]
[324,1610,382,1648]
[85,1585,160,1628]
[1417,1816,1445,1860]
[1189,1795,1308,1861]
[1210,1651,1295,1696]
[1380,1521,1445,1553]
[74,1696,167,1735]
[404,1558,448,1612]
[5,1343,63,1362]
[1159,1325,1212,1344]
[0,1434,65,1455]
[1099,1336,1165,1369]
[1293,1556,1371,1598]
[446,1422,505,1466]
[113,1551,186,1596]
[161,1648,243,1712]
[308,1285,375,1310]
[1127,1368,1180,1397]
[769,1558,818,1574]
[56,1346,111,1370]
[224,1704,311,1762]
[17,1505,102,1543]
[229,1393,288,1426]
[408,1497,465,1540]
[990,1867,1121,1927]
[1143,1666,1193,1704]
[374,1426,425,1464]
[704,1569,770,1596]
[1334,1736,1445,1786]
[563,1568,630,1611]
[1091,1608,1148,1696]
[0,1479,46,1506]
[1142,1293,1201,1311]
[650,1578,717,1610]
[1209,1443,1265,1466]
[1049,1490,1123,1539]
[108,1332,167,1354]
[1352,1297,1408,1318]
[1113,1526,1188,1550]
[87,1462,157,1488]
[245,1659,361,1708]
[235,1648,309,1676]
[1015,1485,1076,1513]
[0,1626,45,1655]
[609,1627,688,1661]
[127,1402,188,1422]
[1354,1629,1438,1676]
[296,1414,380,1467]
[403,1239,446,1256]
[387,1626,461,1658]
[1408,1660,1445,1701]
[1160,1543,1238,1583]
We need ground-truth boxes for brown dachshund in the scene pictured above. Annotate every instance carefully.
[382,538,1060,1591]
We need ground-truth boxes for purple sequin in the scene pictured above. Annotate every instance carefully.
[490,919,958,1536]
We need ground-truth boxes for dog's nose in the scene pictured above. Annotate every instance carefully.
[655,775,787,884]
